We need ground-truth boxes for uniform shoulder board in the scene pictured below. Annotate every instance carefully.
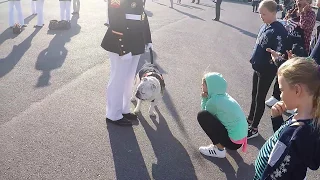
[110,0,120,8]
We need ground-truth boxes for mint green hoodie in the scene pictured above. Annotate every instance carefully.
[201,73,248,141]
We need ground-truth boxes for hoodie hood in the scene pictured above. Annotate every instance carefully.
[205,72,227,96]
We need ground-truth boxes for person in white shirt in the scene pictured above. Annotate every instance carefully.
[8,0,26,27]
[59,0,71,21]
[35,0,44,27]
[31,0,37,15]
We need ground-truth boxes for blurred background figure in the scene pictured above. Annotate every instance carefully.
[72,0,80,15]
[8,0,26,28]
[31,0,37,15]
[59,0,71,21]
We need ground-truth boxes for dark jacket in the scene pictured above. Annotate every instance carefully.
[101,0,152,56]
[250,21,288,73]
[261,118,320,180]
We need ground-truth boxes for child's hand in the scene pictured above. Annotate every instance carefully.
[266,48,284,62]
[201,92,208,98]
[286,50,295,59]
[271,101,287,117]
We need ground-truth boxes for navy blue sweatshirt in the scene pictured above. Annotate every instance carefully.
[255,116,320,180]
[250,21,288,73]
[310,37,320,64]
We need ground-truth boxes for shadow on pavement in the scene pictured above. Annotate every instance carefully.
[145,9,153,17]
[35,15,81,87]
[176,3,205,10]
[218,21,258,39]
[0,15,36,46]
[247,134,266,149]
[106,120,151,180]
[0,28,18,47]
[198,2,216,8]
[173,8,206,21]
[162,91,192,140]
[202,150,255,179]
[0,0,8,4]
[0,28,41,78]
[138,107,197,179]
[24,14,36,24]
[153,1,168,6]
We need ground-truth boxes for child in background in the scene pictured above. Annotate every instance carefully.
[253,58,320,180]
[247,0,288,139]
[198,72,248,158]
[252,0,260,13]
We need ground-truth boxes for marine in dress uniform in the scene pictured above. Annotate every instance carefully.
[59,0,71,21]
[101,0,152,126]
[31,0,37,15]
[8,0,25,27]
[35,0,44,27]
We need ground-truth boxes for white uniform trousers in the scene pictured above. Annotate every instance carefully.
[36,0,44,26]
[106,0,109,24]
[73,0,80,13]
[31,0,36,14]
[60,1,71,21]
[8,1,24,27]
[106,52,140,121]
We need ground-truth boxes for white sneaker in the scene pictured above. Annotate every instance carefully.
[265,96,279,107]
[199,144,226,158]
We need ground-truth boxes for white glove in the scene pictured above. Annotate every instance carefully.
[145,43,153,52]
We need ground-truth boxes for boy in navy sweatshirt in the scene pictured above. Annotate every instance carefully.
[247,0,288,139]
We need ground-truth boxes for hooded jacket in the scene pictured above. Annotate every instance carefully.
[201,73,248,141]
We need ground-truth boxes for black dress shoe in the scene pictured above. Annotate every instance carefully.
[106,117,132,126]
[213,18,219,21]
[104,23,109,27]
[123,113,137,120]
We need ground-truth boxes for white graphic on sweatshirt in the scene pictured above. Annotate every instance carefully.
[276,36,283,52]
[270,155,291,180]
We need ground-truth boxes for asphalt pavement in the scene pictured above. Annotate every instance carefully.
[0,0,319,179]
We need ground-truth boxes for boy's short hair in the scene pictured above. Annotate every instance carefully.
[259,0,278,13]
